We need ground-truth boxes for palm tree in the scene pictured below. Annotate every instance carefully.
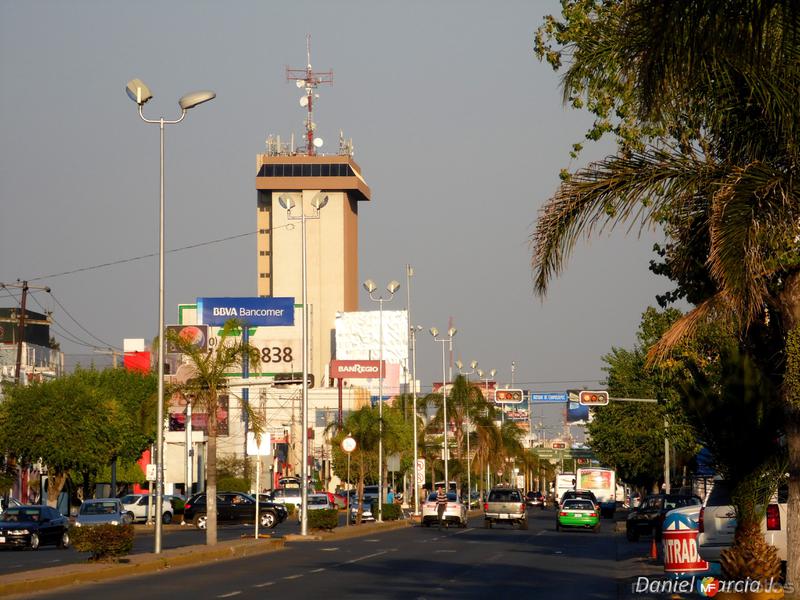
[166,319,261,546]
[532,0,799,587]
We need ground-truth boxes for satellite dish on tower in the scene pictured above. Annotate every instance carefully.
[313,138,324,148]
[299,96,308,107]
[296,79,305,88]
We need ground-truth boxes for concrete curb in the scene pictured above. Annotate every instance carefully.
[284,518,411,542]
[0,537,285,598]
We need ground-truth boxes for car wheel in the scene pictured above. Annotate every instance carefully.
[260,511,276,529]
[483,519,489,529]
[127,511,135,523]
[193,514,207,530]
[57,530,70,549]
[626,526,639,542]
[520,519,528,530]
[556,521,561,531]
[29,532,40,550]
[162,512,172,525]
[593,524,601,534]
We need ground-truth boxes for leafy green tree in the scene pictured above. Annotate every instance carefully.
[0,368,154,507]
[166,319,261,546]
[532,1,800,587]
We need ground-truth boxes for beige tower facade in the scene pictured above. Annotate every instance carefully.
[255,154,370,384]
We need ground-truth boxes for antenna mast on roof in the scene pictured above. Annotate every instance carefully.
[286,34,333,156]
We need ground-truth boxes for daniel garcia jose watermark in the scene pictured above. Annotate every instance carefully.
[633,576,794,597]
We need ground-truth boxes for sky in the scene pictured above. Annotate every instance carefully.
[0,0,670,423]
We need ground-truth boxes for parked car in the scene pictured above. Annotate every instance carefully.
[626,493,702,541]
[183,491,288,530]
[483,487,528,530]
[75,499,132,527]
[421,492,468,528]
[698,480,787,565]
[349,501,375,524]
[0,505,70,550]
[119,494,174,524]
[559,490,598,507]
[526,491,546,509]
[556,498,600,533]
[297,493,335,521]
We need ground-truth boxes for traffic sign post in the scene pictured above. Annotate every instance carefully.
[341,435,356,527]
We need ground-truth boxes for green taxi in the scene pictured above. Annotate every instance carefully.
[556,498,600,532]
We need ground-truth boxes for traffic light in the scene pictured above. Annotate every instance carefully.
[495,389,523,404]
[578,390,609,406]
[551,442,566,449]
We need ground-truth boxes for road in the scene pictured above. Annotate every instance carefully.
[28,509,642,599]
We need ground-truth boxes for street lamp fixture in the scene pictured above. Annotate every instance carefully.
[430,326,456,487]
[278,191,328,536]
[126,78,214,554]
[362,278,400,522]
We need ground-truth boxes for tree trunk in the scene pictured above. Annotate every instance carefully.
[206,401,218,546]
[47,471,67,508]
[786,416,800,598]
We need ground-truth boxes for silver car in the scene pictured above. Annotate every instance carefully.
[120,494,175,524]
[75,499,132,527]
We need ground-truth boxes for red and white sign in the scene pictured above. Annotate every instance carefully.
[330,359,385,379]
[662,510,710,573]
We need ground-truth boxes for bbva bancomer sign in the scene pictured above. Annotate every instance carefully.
[197,297,295,327]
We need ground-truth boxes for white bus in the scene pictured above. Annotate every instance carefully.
[577,467,617,518]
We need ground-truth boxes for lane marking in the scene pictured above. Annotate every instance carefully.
[218,592,241,598]
[435,549,456,553]
[344,550,387,564]
[320,547,339,551]
[363,538,380,542]
[310,568,326,573]
[284,574,303,580]
[451,528,471,536]
[253,582,274,588]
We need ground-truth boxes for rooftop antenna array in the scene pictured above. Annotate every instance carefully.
[285,34,333,156]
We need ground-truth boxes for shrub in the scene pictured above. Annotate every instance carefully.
[70,524,134,562]
[381,503,401,521]
[307,508,338,531]
[284,503,296,517]
[171,497,185,514]
[216,477,250,492]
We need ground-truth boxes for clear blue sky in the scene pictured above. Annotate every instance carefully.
[0,0,669,405]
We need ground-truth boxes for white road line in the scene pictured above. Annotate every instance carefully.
[363,538,380,542]
[320,547,339,551]
[451,528,472,535]
[536,530,547,536]
[434,549,456,553]
[253,582,274,588]
[310,568,326,573]
[218,592,241,598]
[344,550,387,564]
[46,559,62,563]
[284,574,303,580]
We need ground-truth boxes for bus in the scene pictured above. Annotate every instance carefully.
[576,467,617,518]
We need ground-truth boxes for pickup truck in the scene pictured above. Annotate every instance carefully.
[483,487,528,529]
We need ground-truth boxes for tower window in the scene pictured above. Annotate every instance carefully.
[259,273,270,279]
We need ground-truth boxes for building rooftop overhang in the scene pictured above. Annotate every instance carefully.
[255,154,370,201]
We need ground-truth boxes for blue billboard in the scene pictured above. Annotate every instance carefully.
[197,297,295,327]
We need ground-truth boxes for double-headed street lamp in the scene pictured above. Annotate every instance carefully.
[477,368,496,490]
[363,278,400,522]
[278,192,329,536]
[409,324,422,514]
[456,359,478,505]
[126,79,215,554]
[430,327,456,486]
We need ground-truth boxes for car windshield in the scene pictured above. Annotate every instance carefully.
[309,496,329,505]
[2,507,41,521]
[564,500,594,510]
[80,502,118,515]
[120,495,138,504]
[488,490,521,502]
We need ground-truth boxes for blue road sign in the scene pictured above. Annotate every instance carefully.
[529,392,569,403]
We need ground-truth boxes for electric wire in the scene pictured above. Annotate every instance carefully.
[28,293,104,350]
[47,291,118,349]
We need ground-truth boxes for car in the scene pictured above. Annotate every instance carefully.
[349,501,375,524]
[483,487,528,529]
[75,499,132,527]
[332,492,348,510]
[559,490,598,507]
[556,498,600,532]
[0,505,70,550]
[698,480,787,565]
[183,491,288,530]
[421,491,467,528]
[626,493,702,541]
[297,493,335,521]
[120,494,174,524]
[526,491,546,509]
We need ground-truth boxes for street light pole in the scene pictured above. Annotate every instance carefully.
[456,359,478,505]
[431,327,456,488]
[278,192,329,536]
[477,368,496,490]
[126,79,215,554]
[363,279,400,522]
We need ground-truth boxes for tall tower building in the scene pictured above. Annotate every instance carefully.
[255,42,370,384]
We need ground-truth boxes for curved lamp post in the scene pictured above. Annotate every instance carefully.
[363,279,400,522]
[126,79,215,554]
[278,191,328,536]
[456,359,478,505]
[430,327,456,487]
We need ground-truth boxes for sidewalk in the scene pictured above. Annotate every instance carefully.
[0,519,409,598]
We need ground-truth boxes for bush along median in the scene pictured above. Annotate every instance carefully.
[70,524,135,562]
[308,508,338,531]
[381,503,401,521]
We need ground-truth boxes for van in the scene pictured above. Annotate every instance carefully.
[697,479,787,564]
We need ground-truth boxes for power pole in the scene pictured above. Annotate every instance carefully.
[1,281,51,385]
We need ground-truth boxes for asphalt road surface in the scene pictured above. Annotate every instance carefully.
[30,509,632,599]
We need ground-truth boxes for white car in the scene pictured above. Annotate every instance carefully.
[120,494,174,524]
[698,479,787,564]
[296,493,335,521]
[421,492,467,528]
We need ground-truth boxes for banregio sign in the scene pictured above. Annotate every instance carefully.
[330,360,386,379]
[198,297,294,327]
